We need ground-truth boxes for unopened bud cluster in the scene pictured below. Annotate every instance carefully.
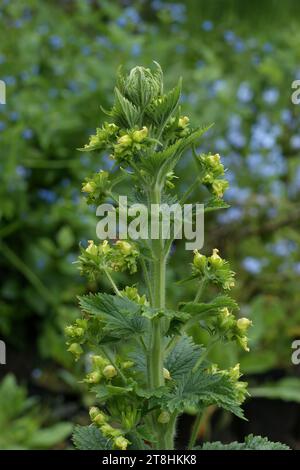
[193,248,235,290]
[77,239,139,280]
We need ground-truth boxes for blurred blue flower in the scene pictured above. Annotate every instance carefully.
[131,43,141,56]
[293,262,300,275]
[9,111,19,121]
[225,186,250,203]
[218,207,244,224]
[0,54,6,64]
[281,109,293,124]
[224,30,235,43]
[81,45,91,56]
[237,82,253,103]
[49,35,63,49]
[234,39,245,53]
[0,121,6,132]
[125,7,141,24]
[176,44,186,54]
[263,42,273,53]
[214,137,228,151]
[270,239,296,256]
[3,75,16,86]
[262,88,279,104]
[116,16,127,27]
[22,128,33,140]
[227,129,245,148]
[16,165,31,178]
[290,134,300,149]
[37,189,57,204]
[202,20,213,31]
[242,257,265,274]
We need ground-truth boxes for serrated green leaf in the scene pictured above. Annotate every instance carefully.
[197,434,290,450]
[112,88,140,128]
[204,197,230,212]
[78,293,147,338]
[165,335,203,381]
[72,425,110,450]
[158,368,244,418]
[146,79,181,128]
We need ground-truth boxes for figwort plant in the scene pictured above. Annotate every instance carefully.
[67,64,289,451]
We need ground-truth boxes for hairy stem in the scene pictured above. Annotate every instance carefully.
[188,410,203,449]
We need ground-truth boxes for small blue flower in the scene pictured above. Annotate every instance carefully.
[237,82,253,103]
[0,121,6,132]
[9,111,19,122]
[37,189,57,203]
[262,88,279,104]
[290,135,300,149]
[224,30,235,43]
[3,75,16,86]
[22,128,33,140]
[131,43,141,57]
[0,54,6,64]
[49,35,63,49]
[201,20,213,31]
[242,257,264,274]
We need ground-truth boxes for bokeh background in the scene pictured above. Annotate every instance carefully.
[1,0,300,449]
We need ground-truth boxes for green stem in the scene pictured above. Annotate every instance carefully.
[140,256,154,305]
[103,269,122,296]
[188,410,203,449]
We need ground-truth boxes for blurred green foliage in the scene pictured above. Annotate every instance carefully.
[0,374,72,449]
[0,0,300,448]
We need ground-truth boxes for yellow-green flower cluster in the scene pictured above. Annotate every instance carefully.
[113,126,149,163]
[81,170,111,206]
[197,153,229,199]
[84,354,118,384]
[120,286,148,305]
[65,318,88,361]
[212,307,252,351]
[77,240,139,280]
[89,406,130,450]
[80,123,119,152]
[209,363,248,404]
[193,248,235,290]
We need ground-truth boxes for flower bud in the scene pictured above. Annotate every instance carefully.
[118,134,132,147]
[91,355,108,369]
[178,116,189,128]
[193,249,206,271]
[82,181,94,193]
[93,412,107,427]
[212,179,229,198]
[207,153,221,167]
[67,343,83,360]
[229,363,241,381]
[115,240,133,255]
[103,365,117,379]
[89,407,101,421]
[101,423,121,438]
[132,126,148,143]
[85,370,102,384]
[163,368,171,380]
[236,335,250,352]
[121,361,134,369]
[114,436,130,450]
[237,318,252,333]
[210,248,223,267]
[202,172,214,184]
[157,411,170,424]
[86,240,98,256]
